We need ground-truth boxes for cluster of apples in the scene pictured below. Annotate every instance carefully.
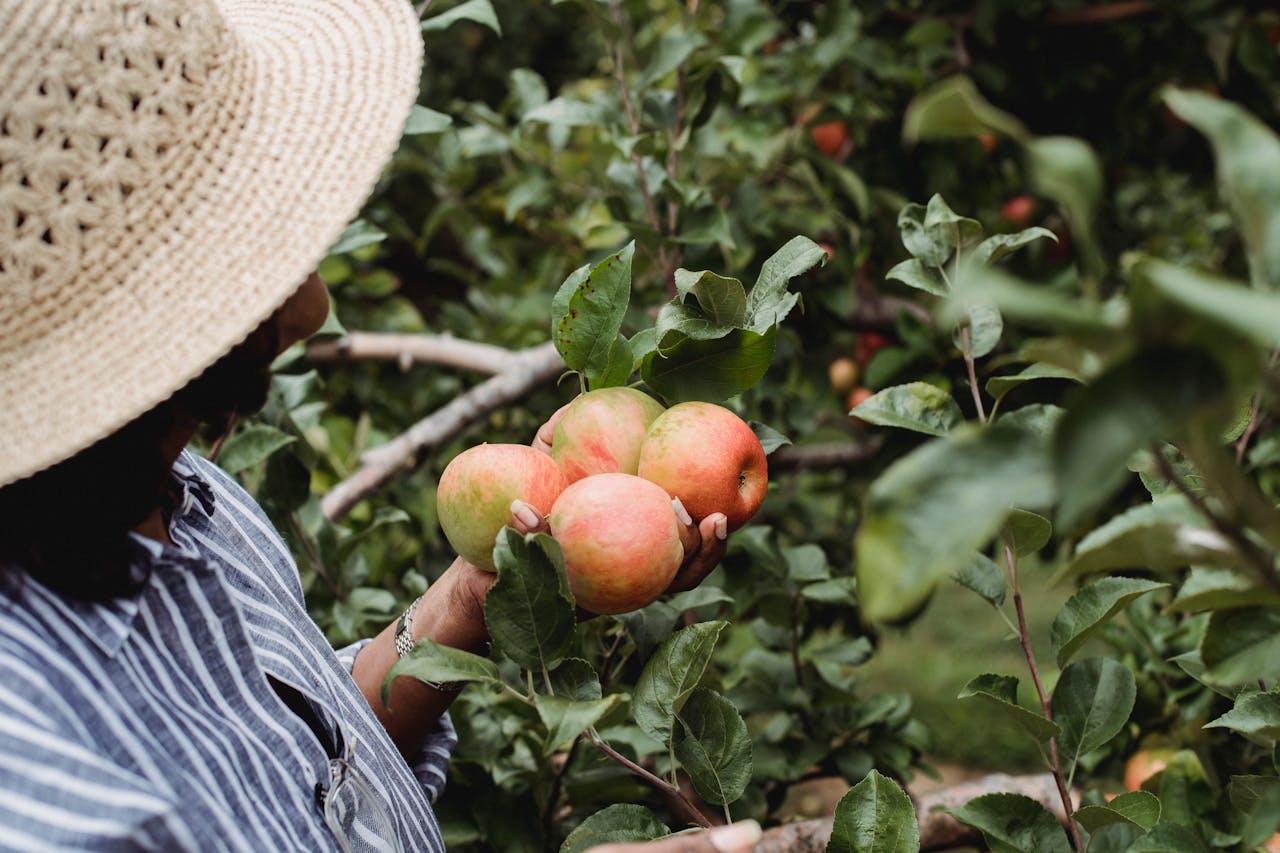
[435,389,768,614]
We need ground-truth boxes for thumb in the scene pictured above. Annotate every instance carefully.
[588,821,763,853]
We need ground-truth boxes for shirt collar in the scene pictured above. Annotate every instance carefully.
[30,451,219,658]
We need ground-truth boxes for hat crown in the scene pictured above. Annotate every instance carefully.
[0,1,227,336]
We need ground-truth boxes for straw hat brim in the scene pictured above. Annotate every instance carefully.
[0,0,422,486]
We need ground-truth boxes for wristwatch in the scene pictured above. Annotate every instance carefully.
[393,595,463,693]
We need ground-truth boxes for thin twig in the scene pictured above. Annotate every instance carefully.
[1235,347,1280,463]
[307,333,517,375]
[768,438,884,472]
[417,0,432,20]
[961,328,988,424]
[289,513,344,602]
[1004,543,1081,850]
[1152,446,1280,592]
[588,730,713,829]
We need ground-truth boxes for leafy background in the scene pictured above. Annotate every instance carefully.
[214,0,1280,850]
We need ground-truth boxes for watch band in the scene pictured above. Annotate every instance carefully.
[392,595,463,693]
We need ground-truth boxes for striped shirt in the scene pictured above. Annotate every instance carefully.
[0,451,452,851]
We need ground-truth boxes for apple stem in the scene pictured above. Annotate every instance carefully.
[961,327,988,424]
[587,729,713,829]
[1004,541,1081,850]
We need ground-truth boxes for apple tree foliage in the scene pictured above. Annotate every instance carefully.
[206,0,1280,850]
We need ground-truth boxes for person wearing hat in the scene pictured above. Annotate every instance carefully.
[0,1,763,851]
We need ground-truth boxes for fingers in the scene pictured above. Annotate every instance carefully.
[510,499,549,535]
[667,509,728,594]
[532,403,572,456]
[587,821,762,853]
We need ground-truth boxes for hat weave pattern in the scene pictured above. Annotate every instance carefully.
[0,0,423,486]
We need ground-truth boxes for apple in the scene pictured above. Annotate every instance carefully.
[977,133,996,155]
[819,242,836,262]
[1123,748,1176,792]
[549,473,683,614]
[552,387,665,483]
[636,402,767,531]
[846,387,874,421]
[1266,832,1280,853]
[1001,195,1038,228]
[828,357,859,395]
[437,443,568,571]
[810,119,851,159]
[853,332,891,366]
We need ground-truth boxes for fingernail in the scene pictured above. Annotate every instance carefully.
[709,820,762,853]
[672,498,693,527]
[715,515,728,541]
[511,500,540,530]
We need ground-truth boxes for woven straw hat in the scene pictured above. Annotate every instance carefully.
[0,0,423,486]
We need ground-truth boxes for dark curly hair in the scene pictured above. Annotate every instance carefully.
[0,321,279,602]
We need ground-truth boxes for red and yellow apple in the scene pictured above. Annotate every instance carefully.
[810,119,851,159]
[847,387,874,421]
[437,443,567,571]
[1000,195,1038,228]
[828,357,859,395]
[1123,748,1176,792]
[636,402,767,531]
[549,473,683,614]
[551,387,666,483]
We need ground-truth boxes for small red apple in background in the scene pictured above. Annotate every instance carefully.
[637,402,768,531]
[437,444,568,571]
[1266,832,1280,852]
[846,387,874,421]
[1001,195,1038,228]
[810,120,852,160]
[549,473,684,614]
[853,332,891,366]
[552,387,665,483]
[977,133,996,155]
[819,242,836,262]
[828,357,859,396]
[1123,748,1177,792]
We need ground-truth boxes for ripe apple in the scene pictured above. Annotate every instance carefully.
[1123,748,1176,792]
[853,332,891,366]
[636,402,767,531]
[1266,832,1280,852]
[549,473,683,614]
[828,357,859,395]
[552,387,666,483]
[847,387,874,421]
[810,119,851,159]
[1001,195,1038,228]
[437,444,567,571]
[977,133,996,155]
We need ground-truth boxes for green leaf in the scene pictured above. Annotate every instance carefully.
[896,202,950,267]
[1052,348,1227,532]
[403,104,453,135]
[632,621,728,745]
[849,382,964,437]
[640,29,706,87]
[782,544,829,583]
[1124,823,1209,853]
[986,363,1081,404]
[548,658,602,701]
[673,269,748,327]
[381,638,499,705]
[1051,578,1170,667]
[589,334,634,390]
[972,227,1059,266]
[1134,256,1280,348]
[1201,607,1280,686]
[955,301,1004,359]
[855,422,1053,623]
[484,529,577,672]
[902,75,1030,144]
[524,96,607,128]
[951,551,1006,607]
[1169,567,1280,612]
[924,194,984,253]
[1163,88,1280,292]
[1205,690,1280,745]
[1023,135,1103,237]
[886,257,947,296]
[949,793,1072,853]
[552,243,633,382]
[744,236,826,332]
[749,421,792,454]
[1002,509,1052,557]
[958,674,1060,742]
[641,326,776,404]
[559,804,669,853]
[536,694,627,754]
[827,769,920,853]
[1228,775,1280,848]
[1061,497,1238,579]
[673,688,752,806]
[215,424,296,476]
[1074,791,1161,833]
[421,0,502,35]
[943,265,1120,337]
[1051,658,1136,780]
[328,219,387,255]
